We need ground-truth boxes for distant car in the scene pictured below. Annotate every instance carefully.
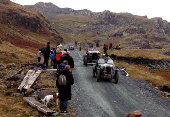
[83,48,100,66]
[93,63,119,83]
[68,46,74,50]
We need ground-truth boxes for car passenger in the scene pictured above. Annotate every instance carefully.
[107,57,114,65]
[93,55,105,77]
[98,55,105,64]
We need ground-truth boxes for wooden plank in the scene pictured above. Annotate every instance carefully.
[17,70,35,92]
[23,70,41,90]
[45,69,58,71]
[23,97,57,115]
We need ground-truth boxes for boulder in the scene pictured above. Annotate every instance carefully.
[11,53,19,59]
[0,38,2,44]
[36,63,46,69]
[0,72,3,79]
[0,63,4,67]
[158,85,170,92]
[27,65,35,69]
[6,63,17,69]
[14,74,25,81]
[5,70,22,81]
[21,63,30,67]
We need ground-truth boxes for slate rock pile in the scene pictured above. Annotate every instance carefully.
[110,54,170,70]
[0,62,46,89]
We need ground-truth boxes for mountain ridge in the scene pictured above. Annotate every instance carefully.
[25,2,170,50]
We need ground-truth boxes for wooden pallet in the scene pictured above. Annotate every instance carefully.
[23,97,58,115]
[17,70,41,93]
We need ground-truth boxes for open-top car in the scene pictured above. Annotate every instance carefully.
[68,45,74,50]
[83,48,100,66]
[93,62,119,84]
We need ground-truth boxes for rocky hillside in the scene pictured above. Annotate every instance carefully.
[25,2,90,15]
[25,2,170,50]
[82,10,170,36]
[0,0,63,65]
[0,0,62,46]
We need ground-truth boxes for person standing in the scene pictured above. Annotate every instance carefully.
[75,41,77,46]
[103,44,108,55]
[51,51,56,69]
[60,51,74,69]
[96,41,99,48]
[44,42,51,68]
[55,48,62,69]
[109,43,112,49]
[80,45,81,51]
[103,44,105,54]
[90,43,92,48]
[37,48,42,62]
[56,65,74,114]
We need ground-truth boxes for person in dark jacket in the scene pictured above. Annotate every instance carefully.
[109,43,112,49]
[56,65,74,114]
[103,44,108,55]
[96,41,99,48]
[44,42,51,67]
[60,51,74,68]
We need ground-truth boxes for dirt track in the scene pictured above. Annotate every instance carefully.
[64,43,170,117]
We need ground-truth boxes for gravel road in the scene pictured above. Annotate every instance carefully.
[64,44,170,117]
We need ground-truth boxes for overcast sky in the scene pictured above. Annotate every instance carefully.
[10,0,170,22]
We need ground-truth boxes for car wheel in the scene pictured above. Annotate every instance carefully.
[84,57,87,66]
[83,57,85,65]
[96,70,100,82]
[114,70,119,84]
[93,69,95,78]
[109,75,114,83]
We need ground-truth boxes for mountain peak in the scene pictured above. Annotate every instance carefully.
[34,2,59,8]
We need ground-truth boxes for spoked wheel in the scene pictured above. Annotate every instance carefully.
[93,69,96,78]
[109,75,114,83]
[114,70,119,84]
[83,57,85,65]
[96,70,100,82]
[84,57,87,66]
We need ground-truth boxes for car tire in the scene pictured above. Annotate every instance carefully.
[93,69,95,78]
[84,57,87,66]
[83,57,85,65]
[109,75,114,83]
[114,70,119,84]
[96,70,100,82]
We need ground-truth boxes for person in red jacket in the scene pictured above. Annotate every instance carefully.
[55,48,62,69]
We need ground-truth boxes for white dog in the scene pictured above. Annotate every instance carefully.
[41,93,59,106]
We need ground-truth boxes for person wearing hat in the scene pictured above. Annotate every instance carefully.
[55,47,62,69]
[44,42,51,68]
[60,49,74,69]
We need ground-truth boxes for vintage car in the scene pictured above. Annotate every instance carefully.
[93,63,119,83]
[83,48,100,66]
[68,46,74,50]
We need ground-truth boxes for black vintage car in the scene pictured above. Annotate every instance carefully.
[83,48,100,66]
[68,46,74,50]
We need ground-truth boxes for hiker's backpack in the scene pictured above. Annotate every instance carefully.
[52,53,56,61]
[42,47,46,54]
[58,74,67,85]
[106,45,108,50]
